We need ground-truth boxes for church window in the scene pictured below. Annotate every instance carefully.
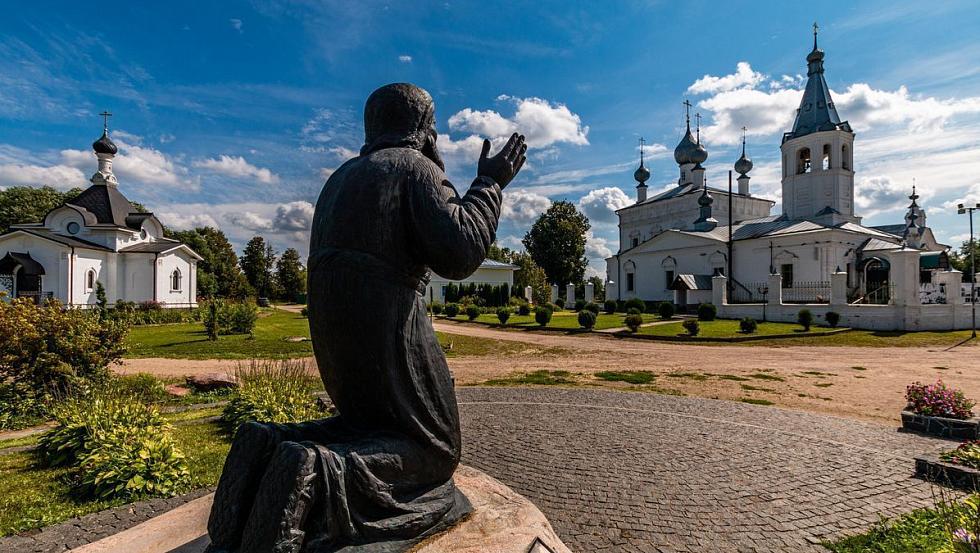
[86,269,96,291]
[665,270,674,289]
[171,269,182,291]
[66,222,80,235]
[822,144,831,170]
[713,267,725,276]
[797,148,811,174]
[780,264,794,288]
[841,145,849,170]
[140,229,148,240]
[626,273,635,292]
[631,237,639,248]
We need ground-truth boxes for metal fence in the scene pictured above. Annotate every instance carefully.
[729,281,769,304]
[782,281,831,304]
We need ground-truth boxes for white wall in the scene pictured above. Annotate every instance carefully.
[0,233,69,302]
[156,251,197,307]
[426,266,515,303]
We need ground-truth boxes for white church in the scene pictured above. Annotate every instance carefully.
[0,120,201,308]
[605,30,974,331]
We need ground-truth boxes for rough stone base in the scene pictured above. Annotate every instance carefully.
[69,465,570,553]
[915,455,980,491]
[901,410,980,440]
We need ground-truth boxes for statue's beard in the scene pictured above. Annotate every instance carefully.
[422,134,445,171]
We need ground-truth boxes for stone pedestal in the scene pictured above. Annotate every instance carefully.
[550,285,558,304]
[584,282,594,303]
[70,466,570,553]
[565,283,574,307]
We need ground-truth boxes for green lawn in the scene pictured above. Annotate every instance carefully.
[124,308,546,359]
[0,409,231,537]
[825,506,952,553]
[638,319,840,338]
[442,311,659,330]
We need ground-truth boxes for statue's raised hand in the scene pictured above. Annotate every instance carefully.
[478,133,526,189]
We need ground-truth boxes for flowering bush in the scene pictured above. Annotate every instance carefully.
[941,440,980,470]
[906,380,975,420]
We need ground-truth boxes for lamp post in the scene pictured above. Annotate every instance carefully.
[958,202,980,338]
[758,284,769,322]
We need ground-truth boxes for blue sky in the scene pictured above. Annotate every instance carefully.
[2,1,980,276]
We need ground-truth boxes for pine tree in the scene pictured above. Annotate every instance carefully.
[275,248,306,301]
[240,236,273,298]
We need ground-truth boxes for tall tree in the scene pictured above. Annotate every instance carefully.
[510,250,550,305]
[522,201,590,286]
[275,248,306,301]
[240,236,278,298]
[952,239,980,283]
[166,226,250,299]
[486,243,513,263]
[0,186,83,233]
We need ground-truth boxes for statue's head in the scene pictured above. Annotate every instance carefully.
[361,83,443,170]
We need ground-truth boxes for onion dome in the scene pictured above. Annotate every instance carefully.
[634,163,650,184]
[734,135,753,175]
[698,183,713,206]
[93,130,117,155]
[674,127,701,165]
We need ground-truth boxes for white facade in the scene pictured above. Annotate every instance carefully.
[0,127,201,308]
[425,259,517,303]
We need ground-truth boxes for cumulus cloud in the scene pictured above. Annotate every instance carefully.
[272,201,314,232]
[319,167,335,180]
[193,155,279,184]
[578,187,632,223]
[447,96,589,150]
[398,55,412,63]
[835,84,980,133]
[225,211,273,232]
[158,212,219,231]
[59,133,196,190]
[500,189,551,225]
[0,163,85,190]
[449,108,517,138]
[688,62,766,95]
[854,175,914,217]
[328,146,359,161]
[585,229,613,259]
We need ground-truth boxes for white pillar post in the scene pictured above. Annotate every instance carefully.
[768,273,783,305]
[830,270,847,306]
[524,285,533,304]
[584,282,594,303]
[565,283,575,307]
[550,285,558,304]
[712,274,727,306]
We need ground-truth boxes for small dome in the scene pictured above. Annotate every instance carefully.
[807,46,824,64]
[698,186,713,207]
[735,152,753,175]
[93,130,117,155]
[634,163,650,184]
[674,128,707,165]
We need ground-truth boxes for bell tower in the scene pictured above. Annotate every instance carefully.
[780,24,857,224]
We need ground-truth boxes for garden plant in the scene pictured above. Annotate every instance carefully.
[906,380,975,419]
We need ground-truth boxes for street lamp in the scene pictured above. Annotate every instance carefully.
[957,202,980,338]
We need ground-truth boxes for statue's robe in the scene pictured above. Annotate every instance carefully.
[207,145,501,553]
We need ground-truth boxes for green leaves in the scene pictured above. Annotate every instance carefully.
[221,360,326,435]
[522,201,590,287]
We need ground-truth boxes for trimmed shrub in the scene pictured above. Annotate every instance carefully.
[682,319,700,336]
[39,387,189,499]
[906,380,975,419]
[496,307,511,324]
[797,308,813,331]
[221,360,326,434]
[553,298,565,310]
[517,303,531,316]
[603,300,617,314]
[585,302,601,315]
[697,303,717,321]
[626,307,642,316]
[574,299,586,312]
[577,310,596,330]
[624,297,645,313]
[444,303,460,318]
[300,306,309,318]
[825,311,841,328]
[658,301,675,320]
[534,307,552,327]
[465,305,481,321]
[223,302,259,335]
[739,317,758,334]
[624,313,643,333]
[430,302,443,315]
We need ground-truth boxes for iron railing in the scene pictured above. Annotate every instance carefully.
[850,283,894,305]
[782,281,831,304]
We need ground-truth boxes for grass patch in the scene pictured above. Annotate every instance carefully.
[666,371,709,381]
[716,374,751,382]
[740,398,774,406]
[438,332,562,357]
[749,372,785,382]
[814,382,835,388]
[851,366,867,371]
[741,384,777,393]
[483,370,576,386]
[825,508,948,553]
[595,371,656,385]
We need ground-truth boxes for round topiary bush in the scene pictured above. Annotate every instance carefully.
[697,303,717,321]
[518,303,531,316]
[626,307,642,316]
[574,299,586,312]
[825,311,840,328]
[496,307,511,324]
[585,302,601,315]
[430,302,443,315]
[624,313,643,333]
[658,301,675,320]
[465,305,480,320]
[739,317,758,334]
[798,308,813,331]
[535,306,552,327]
[444,303,460,318]
[553,298,565,310]
[603,299,617,314]
[625,297,645,313]
[577,310,597,330]
[682,319,700,336]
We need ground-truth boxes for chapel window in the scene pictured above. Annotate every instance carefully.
[797,148,811,174]
[664,270,674,290]
[171,269,182,291]
[841,145,849,170]
[780,264,794,288]
[86,270,96,291]
[626,272,635,292]
[631,237,639,248]
[822,144,831,170]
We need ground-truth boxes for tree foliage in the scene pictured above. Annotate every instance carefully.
[522,201,590,286]
[165,227,250,299]
[240,236,278,299]
[951,239,980,283]
[0,186,83,233]
[275,247,306,301]
[508,250,550,305]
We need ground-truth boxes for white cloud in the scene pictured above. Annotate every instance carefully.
[59,133,196,190]
[272,201,314,232]
[449,108,517,138]
[854,175,910,216]
[688,62,766,95]
[585,229,612,259]
[578,187,632,223]
[319,167,335,180]
[446,96,589,150]
[835,84,980,134]
[158,212,219,230]
[398,55,412,63]
[225,211,273,232]
[230,18,243,33]
[696,87,801,145]
[500,189,551,225]
[0,163,85,190]
[193,155,280,184]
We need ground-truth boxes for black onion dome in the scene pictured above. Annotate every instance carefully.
[634,163,650,184]
[698,186,713,206]
[93,130,117,155]
[735,152,753,175]
[674,128,701,164]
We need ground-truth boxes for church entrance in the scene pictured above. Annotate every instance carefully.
[859,257,890,304]
[0,252,46,304]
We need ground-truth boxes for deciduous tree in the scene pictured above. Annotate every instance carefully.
[522,201,590,286]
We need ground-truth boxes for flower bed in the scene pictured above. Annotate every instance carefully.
[902,380,978,440]
[915,442,980,490]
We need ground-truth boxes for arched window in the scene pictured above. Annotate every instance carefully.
[841,144,849,170]
[797,148,811,174]
[171,269,182,291]
[822,144,831,170]
[86,269,96,291]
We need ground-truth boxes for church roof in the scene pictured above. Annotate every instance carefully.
[67,185,148,229]
[869,224,908,238]
[782,31,852,143]
[2,228,113,251]
[479,259,519,270]
[618,182,774,213]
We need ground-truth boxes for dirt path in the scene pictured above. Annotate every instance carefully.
[117,320,979,425]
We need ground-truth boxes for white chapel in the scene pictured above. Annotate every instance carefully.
[0,119,201,308]
[606,29,951,311]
